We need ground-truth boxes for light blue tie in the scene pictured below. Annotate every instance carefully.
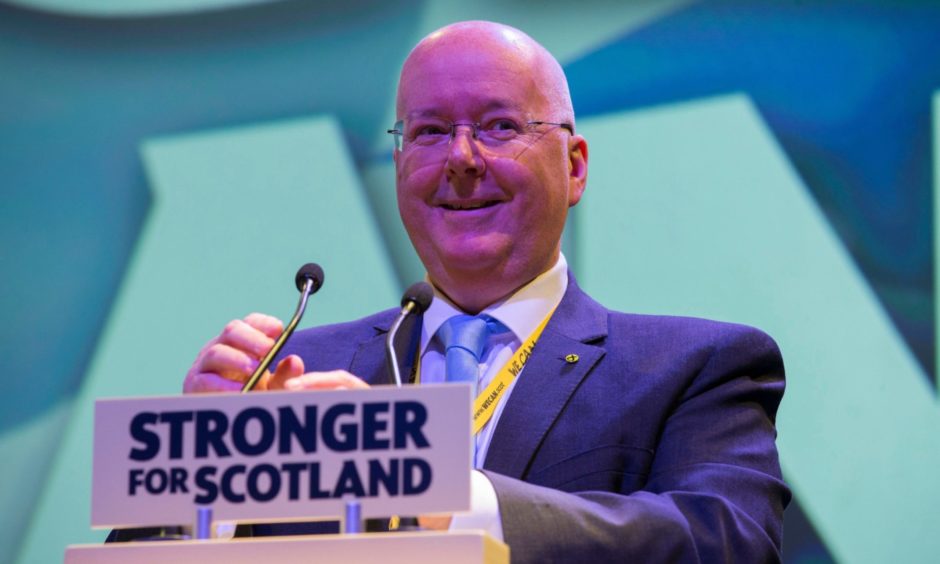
[438,315,508,464]
[437,315,507,394]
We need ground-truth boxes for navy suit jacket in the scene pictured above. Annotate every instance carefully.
[267,276,790,563]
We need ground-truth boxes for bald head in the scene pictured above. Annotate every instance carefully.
[397,21,574,127]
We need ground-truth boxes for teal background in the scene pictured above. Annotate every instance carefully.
[1,1,937,562]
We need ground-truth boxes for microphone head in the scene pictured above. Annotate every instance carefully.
[401,281,434,313]
[295,263,325,294]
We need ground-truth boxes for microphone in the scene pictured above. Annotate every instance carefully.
[294,263,325,294]
[241,263,325,392]
[386,282,434,387]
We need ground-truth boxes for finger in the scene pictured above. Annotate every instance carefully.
[417,514,452,531]
[184,372,244,394]
[265,355,306,391]
[185,335,221,393]
[243,313,285,340]
[200,343,260,381]
[218,319,276,359]
[283,370,371,391]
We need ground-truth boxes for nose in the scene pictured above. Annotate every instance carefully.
[446,124,486,180]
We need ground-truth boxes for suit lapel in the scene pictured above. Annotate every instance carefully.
[349,331,388,385]
[483,278,608,479]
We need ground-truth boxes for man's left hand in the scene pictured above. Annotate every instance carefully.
[269,369,371,391]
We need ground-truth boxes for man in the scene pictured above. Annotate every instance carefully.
[183,21,790,563]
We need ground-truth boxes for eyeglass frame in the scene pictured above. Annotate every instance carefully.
[386,119,574,152]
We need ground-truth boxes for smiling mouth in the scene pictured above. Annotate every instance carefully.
[441,201,501,211]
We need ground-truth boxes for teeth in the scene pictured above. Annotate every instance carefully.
[445,201,493,210]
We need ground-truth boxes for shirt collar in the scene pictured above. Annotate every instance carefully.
[421,253,569,350]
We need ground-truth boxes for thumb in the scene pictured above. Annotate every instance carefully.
[265,355,306,390]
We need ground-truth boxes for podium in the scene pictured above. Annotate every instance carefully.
[65,531,508,563]
[67,386,508,563]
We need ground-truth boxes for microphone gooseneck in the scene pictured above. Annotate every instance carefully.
[387,281,434,387]
[241,263,325,392]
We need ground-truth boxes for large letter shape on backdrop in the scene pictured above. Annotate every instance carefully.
[577,94,940,564]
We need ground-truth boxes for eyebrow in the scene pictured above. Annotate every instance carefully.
[404,99,527,121]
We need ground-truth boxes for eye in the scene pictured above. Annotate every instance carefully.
[415,125,449,135]
[409,122,450,143]
[480,118,522,142]
[484,118,522,132]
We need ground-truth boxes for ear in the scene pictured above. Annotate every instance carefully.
[567,134,588,206]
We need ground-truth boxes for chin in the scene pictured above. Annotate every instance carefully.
[455,238,512,262]
[445,251,505,275]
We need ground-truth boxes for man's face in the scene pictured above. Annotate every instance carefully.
[394,34,587,307]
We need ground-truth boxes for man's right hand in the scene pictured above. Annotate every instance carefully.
[183,313,305,393]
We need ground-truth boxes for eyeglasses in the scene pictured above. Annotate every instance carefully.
[387,118,574,152]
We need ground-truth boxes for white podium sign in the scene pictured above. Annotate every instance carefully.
[91,385,471,528]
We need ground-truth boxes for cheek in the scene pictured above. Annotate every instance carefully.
[398,152,444,190]
[488,152,562,207]
[486,153,537,188]
[492,153,571,227]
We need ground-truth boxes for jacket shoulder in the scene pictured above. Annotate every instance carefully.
[293,307,398,341]
[607,311,779,351]
[276,307,398,369]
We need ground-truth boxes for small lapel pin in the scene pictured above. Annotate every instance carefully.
[564,353,579,364]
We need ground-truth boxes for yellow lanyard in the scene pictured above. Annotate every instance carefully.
[415,307,557,435]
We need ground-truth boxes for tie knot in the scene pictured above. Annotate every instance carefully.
[437,314,508,386]
[438,315,487,360]
[438,314,508,361]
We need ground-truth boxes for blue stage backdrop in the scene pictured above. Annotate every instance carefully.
[1,1,936,562]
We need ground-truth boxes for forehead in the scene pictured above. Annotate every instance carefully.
[397,37,551,119]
